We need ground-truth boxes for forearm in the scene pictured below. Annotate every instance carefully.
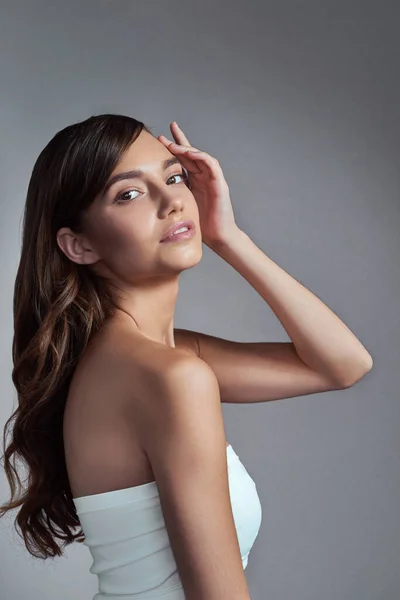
[210,227,373,386]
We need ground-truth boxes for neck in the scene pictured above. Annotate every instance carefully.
[111,275,179,347]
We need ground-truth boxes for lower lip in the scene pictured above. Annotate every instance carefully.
[161,228,196,243]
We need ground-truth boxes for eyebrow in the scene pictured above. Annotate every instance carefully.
[101,156,182,196]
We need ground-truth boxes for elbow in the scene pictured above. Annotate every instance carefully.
[337,355,374,388]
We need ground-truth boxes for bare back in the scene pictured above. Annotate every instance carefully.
[63,318,229,499]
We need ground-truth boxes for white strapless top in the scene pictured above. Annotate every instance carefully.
[73,444,262,599]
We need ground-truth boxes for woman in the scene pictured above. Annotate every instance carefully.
[1,114,373,599]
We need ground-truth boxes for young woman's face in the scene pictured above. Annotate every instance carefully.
[80,129,202,284]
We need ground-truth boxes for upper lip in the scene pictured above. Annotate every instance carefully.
[160,219,196,241]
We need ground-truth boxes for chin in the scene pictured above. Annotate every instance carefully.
[164,244,203,274]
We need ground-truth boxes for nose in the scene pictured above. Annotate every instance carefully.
[158,186,185,217]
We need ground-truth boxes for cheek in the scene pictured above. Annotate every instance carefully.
[84,207,158,276]
[94,219,155,278]
[92,212,147,250]
[110,228,151,262]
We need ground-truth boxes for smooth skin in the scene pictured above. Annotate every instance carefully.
[61,121,372,600]
[61,124,252,599]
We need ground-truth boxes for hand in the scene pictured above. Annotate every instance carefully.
[158,121,239,248]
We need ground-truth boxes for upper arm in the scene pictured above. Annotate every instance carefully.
[135,356,251,600]
[174,328,345,403]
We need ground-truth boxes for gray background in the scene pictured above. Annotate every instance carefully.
[0,1,399,598]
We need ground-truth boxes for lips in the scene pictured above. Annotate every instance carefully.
[160,220,196,242]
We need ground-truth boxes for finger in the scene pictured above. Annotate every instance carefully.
[167,143,219,178]
[168,144,202,174]
[156,135,199,172]
[158,134,190,154]
[170,121,191,146]
[158,123,190,147]
[158,135,197,157]
[158,134,175,146]
[159,134,220,178]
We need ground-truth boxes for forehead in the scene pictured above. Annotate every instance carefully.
[119,129,171,169]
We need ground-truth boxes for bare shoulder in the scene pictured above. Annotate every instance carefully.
[63,322,193,496]
[66,319,198,418]
[67,326,250,596]
[132,352,251,599]
[130,346,220,447]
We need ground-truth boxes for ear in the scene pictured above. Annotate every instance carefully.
[56,227,100,265]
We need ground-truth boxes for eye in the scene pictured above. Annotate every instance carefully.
[115,189,140,203]
[167,171,188,185]
[114,171,188,204]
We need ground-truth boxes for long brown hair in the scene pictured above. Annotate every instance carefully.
[0,114,152,559]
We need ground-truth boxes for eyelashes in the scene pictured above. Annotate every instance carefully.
[114,169,190,204]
